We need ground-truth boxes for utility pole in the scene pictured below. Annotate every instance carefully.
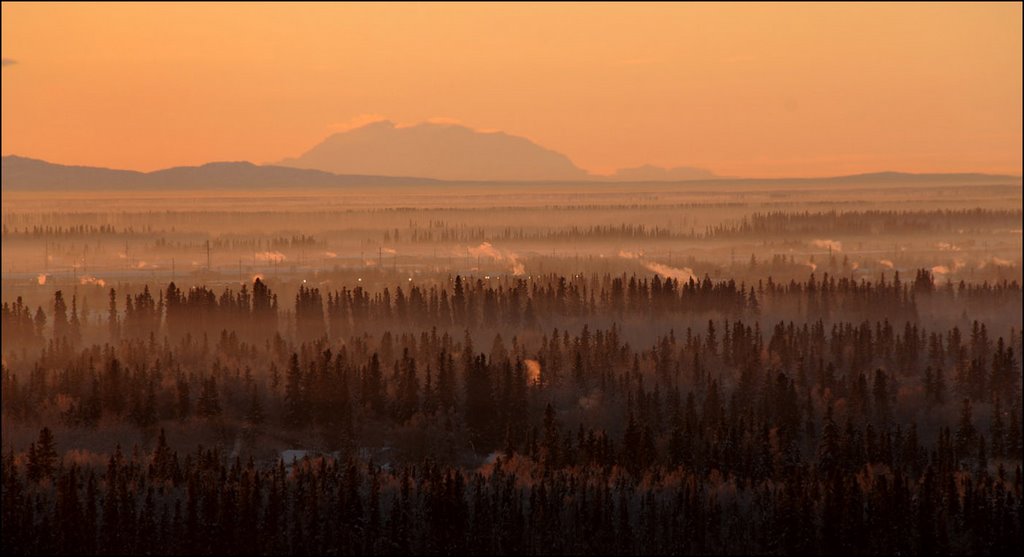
[206,240,212,273]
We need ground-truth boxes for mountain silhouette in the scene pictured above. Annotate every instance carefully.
[0,156,438,190]
[278,120,589,181]
[1,155,146,189]
[2,154,1019,191]
[604,164,718,181]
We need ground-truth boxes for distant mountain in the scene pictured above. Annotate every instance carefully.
[0,156,439,190]
[278,120,589,181]
[691,171,1023,188]
[1,156,146,189]
[798,171,1022,185]
[2,155,1019,191]
[604,164,718,181]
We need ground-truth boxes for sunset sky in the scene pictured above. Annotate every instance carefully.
[2,2,1021,178]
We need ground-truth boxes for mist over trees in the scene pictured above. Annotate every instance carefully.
[3,2,1021,553]
[2,266,1021,555]
[2,175,1022,555]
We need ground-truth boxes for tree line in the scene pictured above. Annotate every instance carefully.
[1,270,1021,555]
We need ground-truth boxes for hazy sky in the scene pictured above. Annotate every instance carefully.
[2,2,1021,177]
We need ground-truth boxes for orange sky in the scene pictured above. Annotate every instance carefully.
[2,2,1021,178]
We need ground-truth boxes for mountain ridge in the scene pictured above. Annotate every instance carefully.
[0,155,440,190]
[2,154,1020,191]
[600,164,720,181]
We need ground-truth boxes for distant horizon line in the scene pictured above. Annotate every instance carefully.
[4,154,1021,184]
